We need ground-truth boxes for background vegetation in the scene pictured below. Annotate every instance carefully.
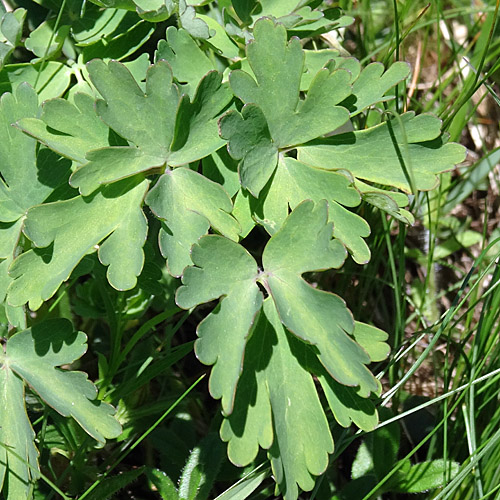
[1,0,499,498]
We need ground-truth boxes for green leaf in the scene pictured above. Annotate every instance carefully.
[222,300,334,500]
[169,71,232,165]
[81,19,154,62]
[134,0,175,22]
[0,365,39,500]
[25,21,70,60]
[0,84,41,222]
[176,234,262,413]
[0,319,121,498]
[202,148,240,198]
[69,61,231,196]
[389,459,460,493]
[1,8,26,48]
[89,58,179,157]
[178,201,385,498]
[298,112,467,192]
[347,61,410,116]
[155,26,215,93]
[4,319,122,442]
[146,468,178,499]
[352,321,390,362]
[257,157,361,235]
[178,0,211,39]
[7,178,148,310]
[329,201,371,264]
[300,53,408,115]
[219,103,278,197]
[0,61,72,100]
[213,467,269,500]
[0,84,70,323]
[199,14,239,59]
[71,7,130,46]
[262,200,378,396]
[147,167,240,278]
[229,17,351,147]
[84,468,145,500]
[319,376,378,431]
[17,92,110,165]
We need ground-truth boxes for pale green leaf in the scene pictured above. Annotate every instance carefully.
[89,59,179,157]
[134,0,175,22]
[81,19,154,62]
[4,319,122,442]
[362,191,414,225]
[176,235,262,414]
[213,467,269,500]
[17,92,110,165]
[7,178,148,310]
[71,7,129,46]
[329,201,371,264]
[301,55,408,114]
[298,112,466,192]
[155,26,215,94]
[0,84,41,222]
[390,460,460,493]
[70,61,230,195]
[0,61,72,100]
[348,61,410,115]
[229,18,351,147]
[200,14,239,59]
[70,147,164,196]
[222,300,334,500]
[1,8,26,47]
[263,200,379,396]
[168,71,232,166]
[258,157,361,235]
[219,103,278,197]
[202,148,240,198]
[0,85,70,323]
[25,20,70,59]
[232,188,257,239]
[353,321,390,362]
[0,367,39,500]
[178,0,210,39]
[319,375,378,431]
[146,168,240,278]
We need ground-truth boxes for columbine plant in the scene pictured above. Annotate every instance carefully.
[0,1,465,498]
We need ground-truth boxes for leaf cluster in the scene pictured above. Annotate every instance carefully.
[0,1,467,498]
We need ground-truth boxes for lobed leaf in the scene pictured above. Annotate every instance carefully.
[0,319,121,498]
[69,61,231,196]
[229,18,351,147]
[0,367,39,500]
[146,167,240,278]
[262,200,378,396]
[155,26,215,93]
[1,84,70,324]
[4,319,122,442]
[90,59,178,157]
[298,112,467,192]
[176,235,262,414]
[178,200,387,498]
[7,178,148,310]
[222,300,334,500]
[17,92,111,165]
[219,103,278,197]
